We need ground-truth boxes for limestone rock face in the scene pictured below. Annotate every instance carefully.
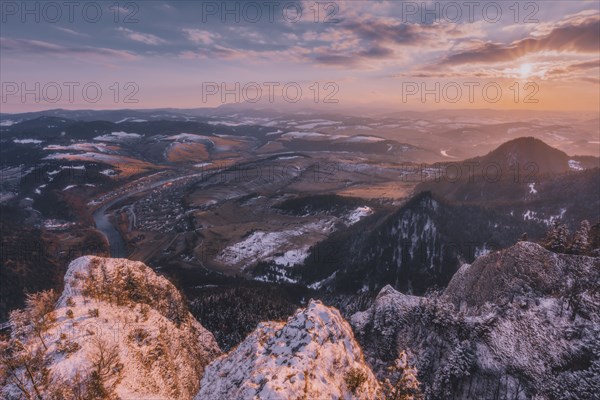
[197,300,380,400]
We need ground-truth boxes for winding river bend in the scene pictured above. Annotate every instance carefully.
[92,199,127,258]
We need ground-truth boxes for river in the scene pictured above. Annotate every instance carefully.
[92,199,127,258]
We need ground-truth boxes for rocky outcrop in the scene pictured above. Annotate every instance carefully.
[1,256,221,400]
[197,300,380,400]
[351,243,600,399]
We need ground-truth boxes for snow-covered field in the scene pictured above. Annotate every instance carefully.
[100,168,117,176]
[13,138,43,144]
[440,149,457,158]
[295,119,342,129]
[345,135,385,143]
[345,206,374,225]
[280,130,387,143]
[528,183,538,194]
[94,131,143,142]
[281,131,330,140]
[115,118,146,123]
[207,120,245,127]
[43,152,150,172]
[45,143,113,153]
[522,208,566,225]
[217,219,336,269]
[218,205,373,274]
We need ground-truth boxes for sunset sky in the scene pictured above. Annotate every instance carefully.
[1,0,599,112]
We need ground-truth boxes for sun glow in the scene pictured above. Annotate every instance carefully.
[519,63,533,78]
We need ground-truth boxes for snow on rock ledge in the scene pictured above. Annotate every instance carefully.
[196,300,380,400]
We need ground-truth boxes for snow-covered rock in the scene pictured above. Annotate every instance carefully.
[444,241,598,308]
[197,300,380,400]
[2,256,220,400]
[351,242,600,399]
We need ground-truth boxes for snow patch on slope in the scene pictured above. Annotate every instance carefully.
[568,159,583,171]
[217,220,336,269]
[345,206,373,225]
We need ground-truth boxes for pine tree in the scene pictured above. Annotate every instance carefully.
[432,340,474,397]
[24,290,57,350]
[0,339,50,399]
[559,224,570,251]
[544,221,559,250]
[381,351,423,400]
[589,223,600,257]
[569,220,591,255]
[85,370,109,399]
[544,221,569,253]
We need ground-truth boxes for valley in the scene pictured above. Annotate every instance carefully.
[2,108,599,314]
